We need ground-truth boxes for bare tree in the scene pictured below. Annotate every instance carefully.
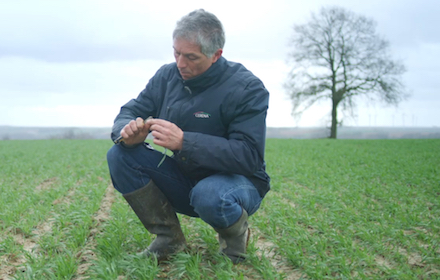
[285,6,408,138]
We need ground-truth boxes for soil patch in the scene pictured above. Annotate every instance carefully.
[254,230,304,279]
[35,177,58,192]
[72,183,116,280]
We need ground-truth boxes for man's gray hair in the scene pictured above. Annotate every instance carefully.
[173,9,225,58]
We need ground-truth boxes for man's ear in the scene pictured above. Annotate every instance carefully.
[211,49,223,63]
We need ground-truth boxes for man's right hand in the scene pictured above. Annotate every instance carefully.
[119,117,151,146]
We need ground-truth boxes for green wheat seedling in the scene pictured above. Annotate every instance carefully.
[0,139,439,279]
[0,140,111,279]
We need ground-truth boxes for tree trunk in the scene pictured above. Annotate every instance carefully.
[330,99,338,139]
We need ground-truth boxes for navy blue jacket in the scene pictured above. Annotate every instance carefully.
[111,57,270,197]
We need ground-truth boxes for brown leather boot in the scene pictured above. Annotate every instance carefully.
[123,180,186,261]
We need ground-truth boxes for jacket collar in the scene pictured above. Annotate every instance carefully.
[180,57,227,93]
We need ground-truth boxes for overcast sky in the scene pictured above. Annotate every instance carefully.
[0,0,438,128]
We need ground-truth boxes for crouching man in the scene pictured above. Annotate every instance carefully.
[107,9,270,264]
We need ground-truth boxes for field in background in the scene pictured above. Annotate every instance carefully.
[0,139,439,279]
[1,126,440,140]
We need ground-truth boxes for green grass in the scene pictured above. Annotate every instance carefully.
[0,139,439,279]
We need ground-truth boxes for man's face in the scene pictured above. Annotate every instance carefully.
[173,37,222,80]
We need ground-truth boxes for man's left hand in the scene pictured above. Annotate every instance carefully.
[146,119,184,151]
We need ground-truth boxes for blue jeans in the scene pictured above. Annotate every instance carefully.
[106,143,262,228]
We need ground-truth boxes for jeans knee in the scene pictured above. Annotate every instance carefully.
[107,144,118,162]
[190,185,219,213]
[107,145,121,170]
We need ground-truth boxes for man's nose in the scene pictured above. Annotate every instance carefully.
[176,56,187,68]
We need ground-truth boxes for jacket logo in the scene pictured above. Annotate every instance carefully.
[193,111,211,119]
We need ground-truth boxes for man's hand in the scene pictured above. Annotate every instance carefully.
[120,117,151,146]
[146,119,183,151]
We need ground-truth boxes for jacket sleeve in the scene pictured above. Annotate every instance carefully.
[174,79,269,176]
[110,68,165,142]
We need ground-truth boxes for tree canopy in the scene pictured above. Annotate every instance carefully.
[285,6,408,138]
